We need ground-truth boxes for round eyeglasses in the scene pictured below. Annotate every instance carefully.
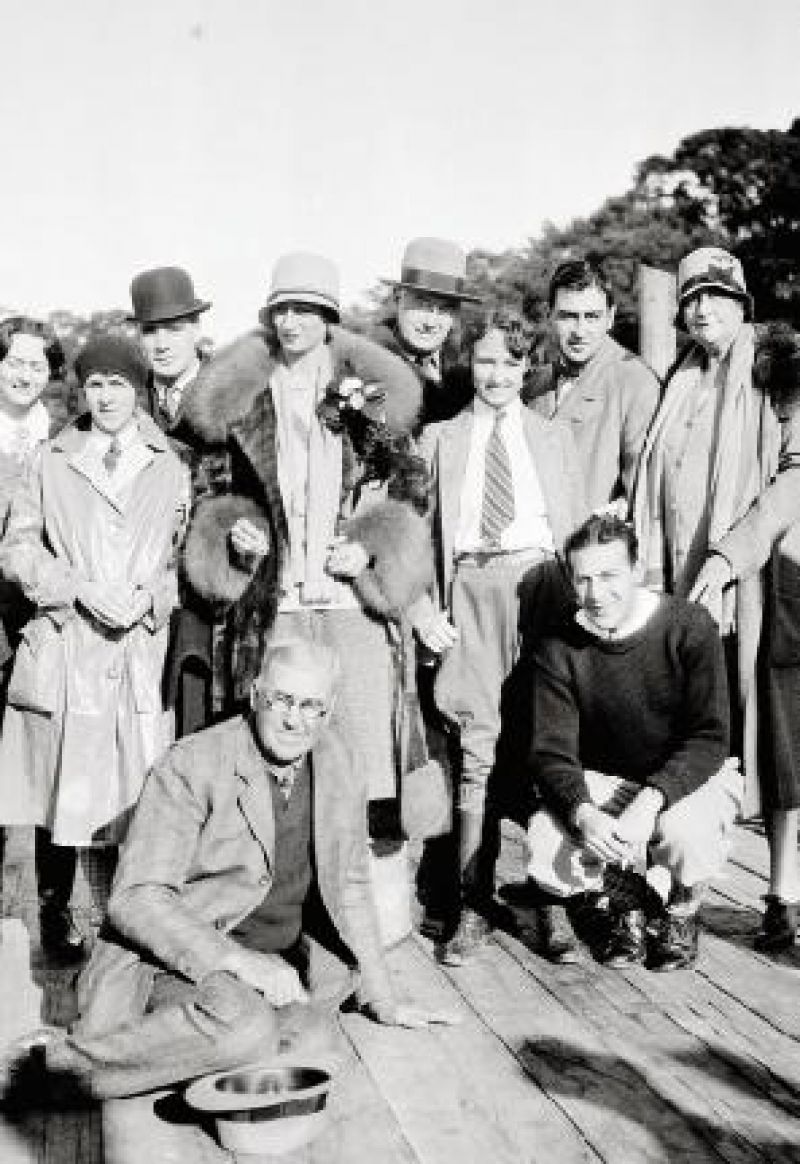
[255,689,328,724]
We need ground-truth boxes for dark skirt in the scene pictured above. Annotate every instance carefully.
[760,665,800,812]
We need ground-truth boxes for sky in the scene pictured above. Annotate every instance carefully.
[1,0,798,340]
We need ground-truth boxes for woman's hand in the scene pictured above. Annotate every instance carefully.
[230,518,270,561]
[325,538,369,579]
[414,609,459,655]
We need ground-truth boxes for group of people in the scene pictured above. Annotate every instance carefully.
[0,234,799,1104]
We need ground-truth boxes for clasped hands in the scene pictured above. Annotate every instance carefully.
[221,944,459,1029]
[574,787,666,867]
[229,520,368,580]
[76,578,152,631]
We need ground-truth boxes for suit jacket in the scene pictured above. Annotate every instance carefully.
[78,715,395,1028]
[524,337,660,511]
[417,403,588,612]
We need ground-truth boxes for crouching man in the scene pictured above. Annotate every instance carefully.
[525,513,741,970]
[37,635,452,1099]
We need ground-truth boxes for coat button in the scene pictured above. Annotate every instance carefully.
[258,875,269,886]
[214,918,226,930]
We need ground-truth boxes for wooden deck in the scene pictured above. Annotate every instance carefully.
[2,821,800,1163]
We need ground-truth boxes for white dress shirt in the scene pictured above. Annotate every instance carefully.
[454,395,555,555]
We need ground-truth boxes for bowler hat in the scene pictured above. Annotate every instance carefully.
[129,266,211,325]
[676,247,753,324]
[265,252,341,321]
[383,237,481,303]
[74,333,150,392]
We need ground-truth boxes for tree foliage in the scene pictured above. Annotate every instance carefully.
[461,119,800,357]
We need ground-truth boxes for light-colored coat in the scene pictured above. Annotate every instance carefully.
[0,413,186,843]
[525,337,660,511]
[77,715,395,1032]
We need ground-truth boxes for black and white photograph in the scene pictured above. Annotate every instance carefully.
[1,1,799,1160]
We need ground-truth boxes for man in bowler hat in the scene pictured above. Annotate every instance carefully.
[130,266,215,738]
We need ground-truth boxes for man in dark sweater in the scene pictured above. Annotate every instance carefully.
[526,513,741,970]
[27,635,452,1099]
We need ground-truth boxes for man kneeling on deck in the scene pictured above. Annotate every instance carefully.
[525,513,741,970]
[28,635,452,1099]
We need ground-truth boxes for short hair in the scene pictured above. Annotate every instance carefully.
[462,305,536,360]
[0,315,65,377]
[565,512,639,566]
[255,634,342,694]
[548,258,615,311]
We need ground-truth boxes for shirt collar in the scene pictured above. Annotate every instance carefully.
[472,394,522,423]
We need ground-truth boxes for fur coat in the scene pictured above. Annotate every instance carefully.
[179,324,433,703]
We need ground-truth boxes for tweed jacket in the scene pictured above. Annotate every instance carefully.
[78,715,396,1026]
[414,404,587,618]
[524,336,660,511]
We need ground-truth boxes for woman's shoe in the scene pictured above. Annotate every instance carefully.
[754,895,799,954]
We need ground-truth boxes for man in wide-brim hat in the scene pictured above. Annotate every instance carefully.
[371,236,481,429]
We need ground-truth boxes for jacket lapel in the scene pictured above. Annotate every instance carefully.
[522,411,571,555]
[230,388,288,543]
[437,409,473,595]
[235,720,275,867]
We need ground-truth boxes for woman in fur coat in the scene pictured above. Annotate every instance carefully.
[180,255,434,881]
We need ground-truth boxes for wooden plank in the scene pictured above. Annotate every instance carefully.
[493,925,800,1163]
[638,265,677,381]
[342,937,600,1164]
[412,934,730,1163]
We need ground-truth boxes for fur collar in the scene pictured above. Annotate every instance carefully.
[180,329,277,447]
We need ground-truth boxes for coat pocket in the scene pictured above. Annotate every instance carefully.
[6,617,63,714]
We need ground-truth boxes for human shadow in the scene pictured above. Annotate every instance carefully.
[518,1036,800,1162]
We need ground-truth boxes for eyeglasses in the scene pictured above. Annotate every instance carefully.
[254,688,328,723]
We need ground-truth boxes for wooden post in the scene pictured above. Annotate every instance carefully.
[638,265,677,380]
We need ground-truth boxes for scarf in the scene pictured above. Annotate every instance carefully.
[634,325,764,608]
[271,345,343,604]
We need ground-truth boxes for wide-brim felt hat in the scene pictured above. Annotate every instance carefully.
[382,236,481,304]
[129,266,211,325]
[265,252,341,321]
[675,246,753,324]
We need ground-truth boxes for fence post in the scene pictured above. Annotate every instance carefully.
[639,265,677,380]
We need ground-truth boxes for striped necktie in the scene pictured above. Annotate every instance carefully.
[480,409,515,547]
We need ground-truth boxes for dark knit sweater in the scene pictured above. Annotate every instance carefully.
[531,596,729,823]
[232,759,312,953]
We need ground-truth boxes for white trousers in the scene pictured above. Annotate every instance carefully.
[526,764,743,899]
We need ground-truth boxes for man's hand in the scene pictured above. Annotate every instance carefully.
[230,518,270,561]
[688,555,733,624]
[574,803,633,866]
[221,946,308,1007]
[370,1002,462,1029]
[414,609,459,655]
[325,538,369,579]
[611,788,665,854]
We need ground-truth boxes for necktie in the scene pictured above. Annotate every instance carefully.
[103,438,122,475]
[480,411,515,547]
